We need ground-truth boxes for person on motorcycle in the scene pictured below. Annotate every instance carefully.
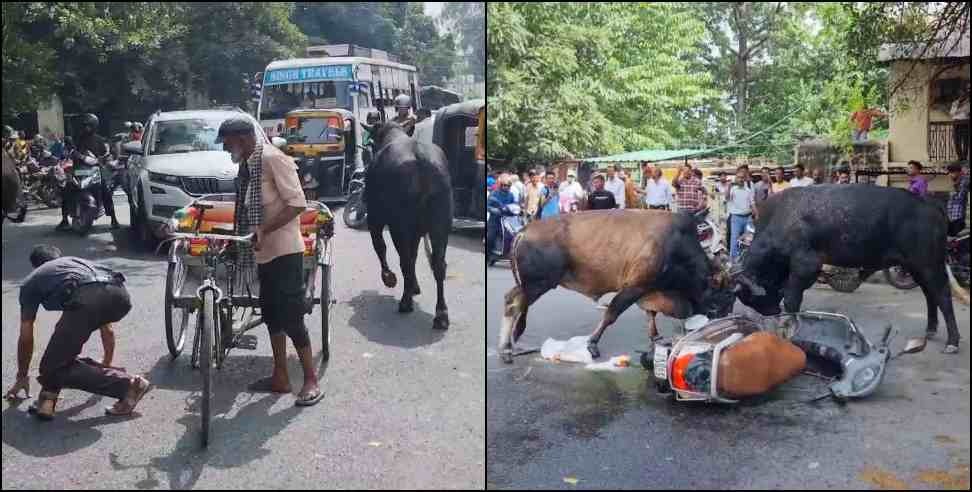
[392,94,416,137]
[58,113,119,231]
[30,134,48,160]
[129,122,143,142]
[486,175,517,265]
[361,109,381,166]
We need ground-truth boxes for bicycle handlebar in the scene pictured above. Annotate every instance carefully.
[168,231,255,244]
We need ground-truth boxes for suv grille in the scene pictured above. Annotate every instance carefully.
[182,177,236,196]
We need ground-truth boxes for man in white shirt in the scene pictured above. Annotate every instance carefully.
[951,82,969,163]
[509,174,525,204]
[643,167,673,210]
[726,165,755,261]
[559,172,584,212]
[789,164,815,188]
[604,164,626,209]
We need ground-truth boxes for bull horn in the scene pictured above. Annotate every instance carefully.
[735,273,767,297]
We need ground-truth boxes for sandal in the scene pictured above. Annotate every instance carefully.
[28,391,60,421]
[295,387,324,407]
[105,376,152,416]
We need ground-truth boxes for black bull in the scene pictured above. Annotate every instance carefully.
[735,184,962,353]
[365,121,452,330]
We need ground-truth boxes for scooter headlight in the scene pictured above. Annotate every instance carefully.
[852,365,879,392]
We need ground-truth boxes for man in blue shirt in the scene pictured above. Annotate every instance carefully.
[486,176,517,263]
[539,171,560,220]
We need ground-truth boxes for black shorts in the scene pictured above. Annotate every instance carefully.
[257,253,307,337]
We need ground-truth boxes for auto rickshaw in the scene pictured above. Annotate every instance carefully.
[282,108,358,202]
[432,99,486,229]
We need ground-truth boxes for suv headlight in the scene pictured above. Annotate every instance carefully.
[149,172,182,186]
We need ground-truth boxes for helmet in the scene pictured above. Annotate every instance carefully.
[394,94,411,110]
[366,110,381,125]
[80,113,99,132]
[3,125,15,141]
[124,121,133,129]
[134,122,143,131]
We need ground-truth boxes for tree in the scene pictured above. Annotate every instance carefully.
[487,2,718,169]
[441,2,485,81]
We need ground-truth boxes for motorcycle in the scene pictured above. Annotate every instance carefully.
[65,150,112,236]
[735,222,864,293]
[18,151,64,209]
[884,231,970,290]
[695,210,726,262]
[342,144,371,230]
[487,203,525,267]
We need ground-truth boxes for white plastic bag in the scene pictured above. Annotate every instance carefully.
[540,336,594,364]
[685,314,710,332]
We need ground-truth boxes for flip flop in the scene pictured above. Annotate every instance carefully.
[295,388,324,407]
[247,377,292,394]
[105,377,152,416]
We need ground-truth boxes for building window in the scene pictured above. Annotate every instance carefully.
[932,77,964,105]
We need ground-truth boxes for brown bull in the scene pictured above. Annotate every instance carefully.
[499,210,737,363]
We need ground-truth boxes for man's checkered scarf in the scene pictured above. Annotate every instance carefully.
[234,139,264,276]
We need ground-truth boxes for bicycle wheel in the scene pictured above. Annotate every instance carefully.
[320,252,332,362]
[199,288,217,447]
[165,247,191,358]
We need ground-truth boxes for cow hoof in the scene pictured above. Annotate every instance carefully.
[501,351,514,364]
[433,312,449,330]
[587,343,600,359]
[398,299,414,313]
[382,271,398,288]
[943,344,959,354]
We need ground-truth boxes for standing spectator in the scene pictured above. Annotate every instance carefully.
[837,167,852,184]
[946,163,969,236]
[48,135,65,160]
[726,165,756,261]
[753,166,772,205]
[509,174,525,205]
[539,171,560,220]
[587,174,617,210]
[604,164,626,209]
[789,165,814,187]
[907,160,928,198]
[850,105,886,142]
[771,166,790,194]
[559,172,584,213]
[622,172,642,209]
[641,161,654,189]
[486,172,496,192]
[713,171,729,196]
[811,168,826,185]
[951,82,969,163]
[643,167,673,210]
[673,165,707,213]
[524,170,544,220]
[693,169,709,211]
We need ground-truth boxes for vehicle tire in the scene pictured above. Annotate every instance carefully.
[165,247,190,359]
[320,261,332,362]
[199,288,216,447]
[883,266,919,290]
[343,192,367,230]
[136,192,157,251]
[828,270,863,293]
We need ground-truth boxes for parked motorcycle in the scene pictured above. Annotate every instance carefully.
[342,144,371,230]
[487,203,525,267]
[18,151,64,209]
[884,231,970,290]
[735,222,864,293]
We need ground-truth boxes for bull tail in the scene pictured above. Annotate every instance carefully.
[510,232,524,287]
[946,263,970,306]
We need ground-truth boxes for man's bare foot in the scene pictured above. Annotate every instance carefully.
[247,376,292,393]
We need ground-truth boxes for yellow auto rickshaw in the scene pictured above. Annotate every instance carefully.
[283,108,358,202]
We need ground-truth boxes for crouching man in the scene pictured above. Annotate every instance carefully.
[4,245,151,420]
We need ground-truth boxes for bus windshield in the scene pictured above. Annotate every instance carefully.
[260,81,352,120]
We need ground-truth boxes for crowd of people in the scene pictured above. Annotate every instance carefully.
[486,157,970,264]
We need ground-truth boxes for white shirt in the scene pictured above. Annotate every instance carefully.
[726,182,755,215]
[510,181,525,203]
[605,176,626,209]
[789,176,815,188]
[562,180,584,201]
[644,177,673,206]
[952,98,970,120]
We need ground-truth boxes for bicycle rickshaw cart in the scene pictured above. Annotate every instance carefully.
[160,193,335,446]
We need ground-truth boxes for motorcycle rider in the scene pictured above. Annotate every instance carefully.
[361,109,382,167]
[129,122,143,142]
[392,94,416,137]
[486,175,517,265]
[57,113,119,231]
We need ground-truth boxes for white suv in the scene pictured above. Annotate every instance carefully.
[124,109,284,248]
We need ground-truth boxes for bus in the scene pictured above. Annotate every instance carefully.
[256,44,421,167]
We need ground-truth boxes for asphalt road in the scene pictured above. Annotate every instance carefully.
[487,262,970,490]
[2,197,485,489]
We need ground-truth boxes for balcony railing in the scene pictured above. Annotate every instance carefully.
[928,121,960,162]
